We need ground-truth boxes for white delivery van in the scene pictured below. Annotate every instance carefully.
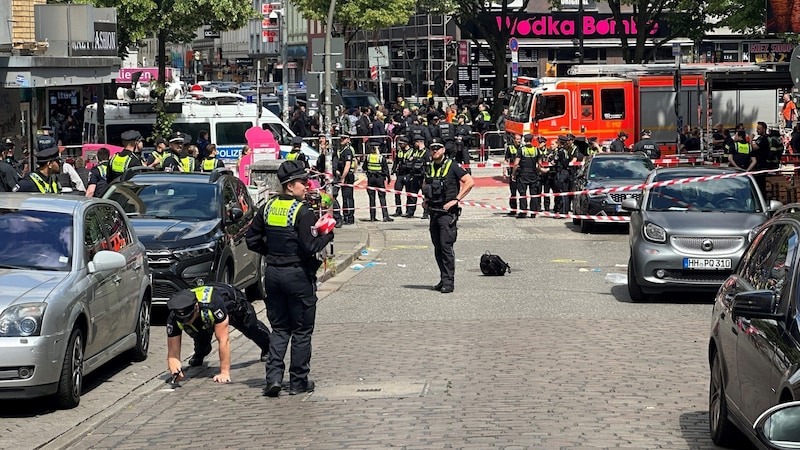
[83,91,318,167]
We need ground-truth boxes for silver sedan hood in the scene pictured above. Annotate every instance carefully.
[0,270,66,311]
[645,211,768,235]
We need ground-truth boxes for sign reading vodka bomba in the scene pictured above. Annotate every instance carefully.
[468,13,670,39]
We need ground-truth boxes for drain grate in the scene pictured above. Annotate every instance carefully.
[308,381,428,401]
[356,388,382,392]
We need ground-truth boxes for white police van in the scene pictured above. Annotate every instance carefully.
[82,91,318,166]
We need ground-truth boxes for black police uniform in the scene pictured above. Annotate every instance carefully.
[454,123,473,166]
[363,149,393,221]
[245,161,334,396]
[552,140,571,214]
[515,141,541,218]
[160,149,183,172]
[391,138,413,216]
[332,139,355,225]
[609,135,628,153]
[166,283,271,365]
[753,133,771,193]
[424,158,468,292]
[36,133,57,152]
[631,135,661,160]
[538,141,555,212]
[406,143,431,217]
[13,146,60,193]
[87,161,111,197]
[0,157,19,192]
[437,120,457,158]
[107,149,143,182]
[504,139,521,214]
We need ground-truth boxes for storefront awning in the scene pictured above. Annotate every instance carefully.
[0,55,120,88]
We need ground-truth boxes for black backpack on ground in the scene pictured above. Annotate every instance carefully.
[480,251,511,276]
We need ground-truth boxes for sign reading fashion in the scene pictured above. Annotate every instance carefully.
[71,22,118,57]
[468,13,670,39]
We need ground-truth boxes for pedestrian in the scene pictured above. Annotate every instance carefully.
[200,144,225,172]
[609,132,629,152]
[363,143,394,222]
[391,135,413,216]
[108,130,144,182]
[85,147,111,198]
[512,134,541,218]
[245,160,334,397]
[405,136,430,218]
[728,130,755,172]
[166,283,272,384]
[286,136,309,169]
[503,134,522,215]
[681,128,702,154]
[496,107,509,132]
[332,133,355,226]
[58,156,86,194]
[631,129,660,160]
[752,121,771,193]
[197,130,210,160]
[783,94,796,130]
[13,146,61,193]
[0,139,19,192]
[236,145,251,174]
[422,138,474,293]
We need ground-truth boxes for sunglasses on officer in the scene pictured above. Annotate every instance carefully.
[174,303,197,322]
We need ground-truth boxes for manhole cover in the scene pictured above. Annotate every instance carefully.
[308,381,428,400]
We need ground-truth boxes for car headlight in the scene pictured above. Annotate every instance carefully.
[643,222,666,243]
[173,241,216,260]
[0,303,46,337]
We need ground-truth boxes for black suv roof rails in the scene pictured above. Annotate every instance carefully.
[209,167,234,183]
[118,166,155,182]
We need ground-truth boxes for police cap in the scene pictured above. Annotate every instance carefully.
[121,130,143,142]
[41,125,52,131]
[153,137,167,147]
[432,115,440,121]
[277,160,309,184]
[4,138,13,148]
[641,129,652,136]
[339,131,350,139]
[168,132,184,144]
[566,133,575,140]
[430,138,445,149]
[167,290,197,320]
[537,136,547,144]
[523,134,534,142]
[396,135,409,144]
[36,146,61,164]
[291,135,304,146]
[414,135,426,142]
[557,135,568,143]
[618,131,629,138]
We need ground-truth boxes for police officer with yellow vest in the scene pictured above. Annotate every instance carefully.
[166,282,272,384]
[162,132,187,172]
[199,143,225,172]
[728,130,756,171]
[107,130,144,182]
[13,146,61,193]
[363,143,394,222]
[423,140,474,294]
[245,160,334,397]
[286,135,309,169]
[85,146,111,197]
[391,135,413,216]
[332,133,355,226]
[405,136,431,218]
[512,134,542,218]
[503,133,522,215]
[146,138,168,168]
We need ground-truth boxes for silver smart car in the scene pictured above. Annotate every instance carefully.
[623,167,781,302]
[0,195,151,408]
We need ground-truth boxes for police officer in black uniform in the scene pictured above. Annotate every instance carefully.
[503,134,522,215]
[631,129,661,160]
[37,126,57,152]
[436,116,457,159]
[728,130,756,171]
[537,137,555,213]
[405,136,430,218]
[162,132,187,172]
[363,143,394,222]
[199,144,226,172]
[108,130,144,182]
[454,116,473,167]
[609,132,629,152]
[406,116,432,146]
[166,283,272,384]
[391,135,412,216]
[85,146,111,198]
[13,146,61,193]
[332,133,355,225]
[245,160,334,397]
[286,136,309,169]
[423,141,474,293]
[512,134,541,218]
[552,135,571,214]
[0,140,19,192]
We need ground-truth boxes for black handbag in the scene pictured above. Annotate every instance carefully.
[480,251,511,276]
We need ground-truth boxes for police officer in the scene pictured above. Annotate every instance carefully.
[766,128,784,170]
[631,129,661,160]
[0,139,19,192]
[405,136,430,218]
[363,143,394,222]
[166,283,272,384]
[162,132,187,172]
[503,134,522,215]
[564,134,583,214]
[512,134,541,218]
[36,126,57,152]
[473,103,491,133]
[332,132,355,225]
[609,131,629,152]
[728,130,756,171]
[13,146,61,193]
[552,135,572,215]
[85,146,111,198]
[108,130,144,182]
[537,137,556,213]
[423,139,474,294]
[391,135,413,216]
[286,136,309,169]
[245,160,334,397]
[454,115,473,167]
[199,143,225,172]
[406,116,431,146]
[146,138,168,168]
[435,115,457,159]
[180,142,198,172]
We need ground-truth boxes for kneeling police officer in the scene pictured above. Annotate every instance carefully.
[166,282,271,384]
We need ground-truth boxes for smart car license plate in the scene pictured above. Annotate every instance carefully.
[683,258,731,270]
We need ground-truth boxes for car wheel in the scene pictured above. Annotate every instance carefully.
[54,328,84,409]
[245,255,267,300]
[709,352,740,446]
[580,219,593,233]
[218,263,233,285]
[627,257,649,302]
[129,299,151,362]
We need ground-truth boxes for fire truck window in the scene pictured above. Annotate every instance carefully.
[581,90,594,120]
[541,94,566,118]
[601,89,625,120]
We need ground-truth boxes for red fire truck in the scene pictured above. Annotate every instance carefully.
[504,63,787,157]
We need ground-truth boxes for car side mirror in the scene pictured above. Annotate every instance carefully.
[754,401,800,448]
[732,290,782,320]
[621,197,639,211]
[88,250,126,274]
[227,207,244,223]
[768,200,784,213]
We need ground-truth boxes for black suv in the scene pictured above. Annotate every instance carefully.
[104,168,264,304]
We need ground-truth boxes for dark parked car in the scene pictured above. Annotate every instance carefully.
[623,166,781,302]
[571,152,655,233]
[104,168,264,304]
[708,204,800,448]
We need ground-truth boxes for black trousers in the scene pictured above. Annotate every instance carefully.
[429,211,458,288]
[332,174,355,223]
[406,175,423,215]
[191,292,271,358]
[507,172,518,210]
[454,141,471,166]
[367,174,390,219]
[264,265,317,390]
[393,173,411,212]
[517,174,541,214]
[554,171,571,214]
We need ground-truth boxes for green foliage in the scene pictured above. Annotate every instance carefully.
[293,0,416,29]
[706,0,765,34]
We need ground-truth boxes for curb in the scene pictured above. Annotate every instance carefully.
[317,227,370,284]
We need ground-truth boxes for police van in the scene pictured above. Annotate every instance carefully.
[82,91,317,166]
